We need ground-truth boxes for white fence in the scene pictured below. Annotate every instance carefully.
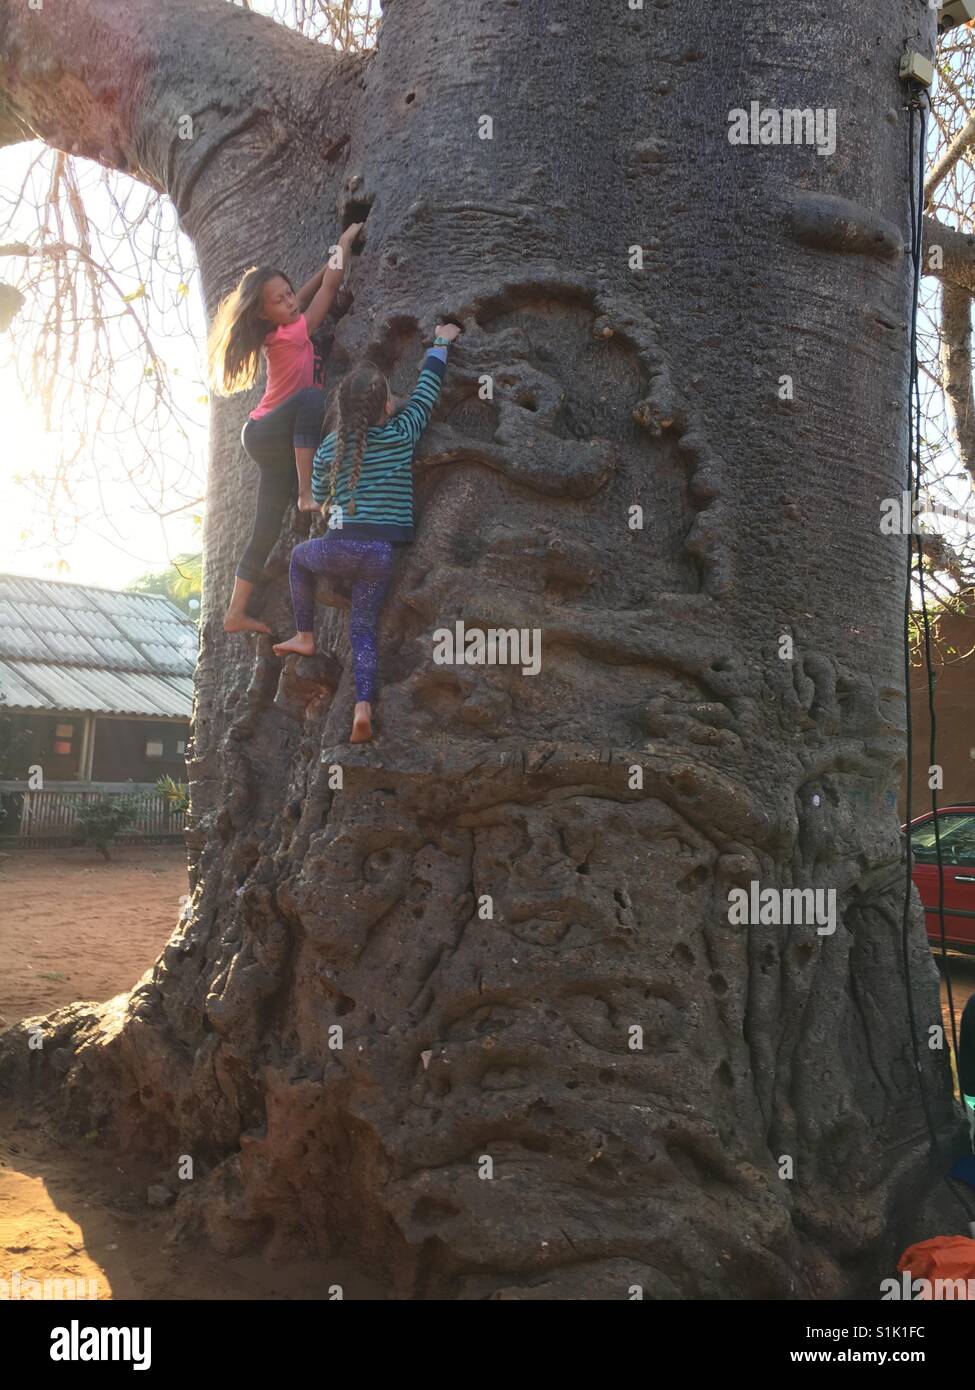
[0,782,186,847]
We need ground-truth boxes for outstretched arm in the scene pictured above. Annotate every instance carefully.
[303,223,362,335]
[295,266,326,312]
[390,324,462,446]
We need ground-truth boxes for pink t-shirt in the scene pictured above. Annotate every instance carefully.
[249,314,323,420]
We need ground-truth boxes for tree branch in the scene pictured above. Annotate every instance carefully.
[922,214,975,292]
[916,530,967,585]
[0,0,353,208]
[939,279,975,487]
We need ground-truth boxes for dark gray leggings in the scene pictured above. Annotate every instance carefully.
[236,386,325,582]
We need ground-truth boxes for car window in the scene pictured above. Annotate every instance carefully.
[910,812,975,865]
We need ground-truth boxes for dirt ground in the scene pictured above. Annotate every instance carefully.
[0,846,383,1299]
[0,846,187,1029]
[0,846,973,1300]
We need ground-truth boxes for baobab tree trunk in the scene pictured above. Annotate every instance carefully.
[0,0,962,1298]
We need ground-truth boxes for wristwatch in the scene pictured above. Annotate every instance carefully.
[433,335,453,346]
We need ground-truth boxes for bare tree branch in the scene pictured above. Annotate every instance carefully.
[923,214,975,291]
[916,528,967,584]
[939,280,975,485]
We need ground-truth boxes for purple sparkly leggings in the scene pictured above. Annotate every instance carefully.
[288,534,394,703]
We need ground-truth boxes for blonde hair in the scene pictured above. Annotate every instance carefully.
[321,364,390,522]
[206,266,292,395]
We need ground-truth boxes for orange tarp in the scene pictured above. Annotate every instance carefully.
[897,1236,975,1299]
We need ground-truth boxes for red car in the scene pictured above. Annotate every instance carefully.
[905,805,975,952]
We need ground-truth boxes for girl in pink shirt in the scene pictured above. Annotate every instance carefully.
[207,222,362,634]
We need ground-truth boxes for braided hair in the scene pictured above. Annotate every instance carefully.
[321,363,390,524]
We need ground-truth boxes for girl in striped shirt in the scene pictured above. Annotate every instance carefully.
[273,323,461,743]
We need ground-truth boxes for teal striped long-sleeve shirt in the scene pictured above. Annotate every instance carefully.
[310,348,448,543]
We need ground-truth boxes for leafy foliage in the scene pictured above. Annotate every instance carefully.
[129,553,202,618]
[74,793,144,861]
[155,774,190,814]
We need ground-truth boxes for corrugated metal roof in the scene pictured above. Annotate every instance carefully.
[0,626,100,663]
[87,635,151,669]
[0,573,197,719]
[0,658,193,717]
[0,660,52,709]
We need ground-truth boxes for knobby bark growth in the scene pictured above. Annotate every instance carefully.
[0,0,964,1298]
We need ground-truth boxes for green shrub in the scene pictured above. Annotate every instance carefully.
[75,794,144,861]
[155,776,190,815]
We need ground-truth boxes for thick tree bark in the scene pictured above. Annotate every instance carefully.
[0,0,965,1298]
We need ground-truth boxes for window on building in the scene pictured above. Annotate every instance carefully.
[176,740,186,755]
[145,740,164,759]
[53,722,74,756]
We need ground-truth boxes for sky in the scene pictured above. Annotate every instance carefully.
[0,145,209,590]
[0,364,205,589]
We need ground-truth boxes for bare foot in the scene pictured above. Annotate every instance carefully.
[297,492,319,513]
[224,610,272,635]
[272,633,316,657]
[350,701,373,743]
